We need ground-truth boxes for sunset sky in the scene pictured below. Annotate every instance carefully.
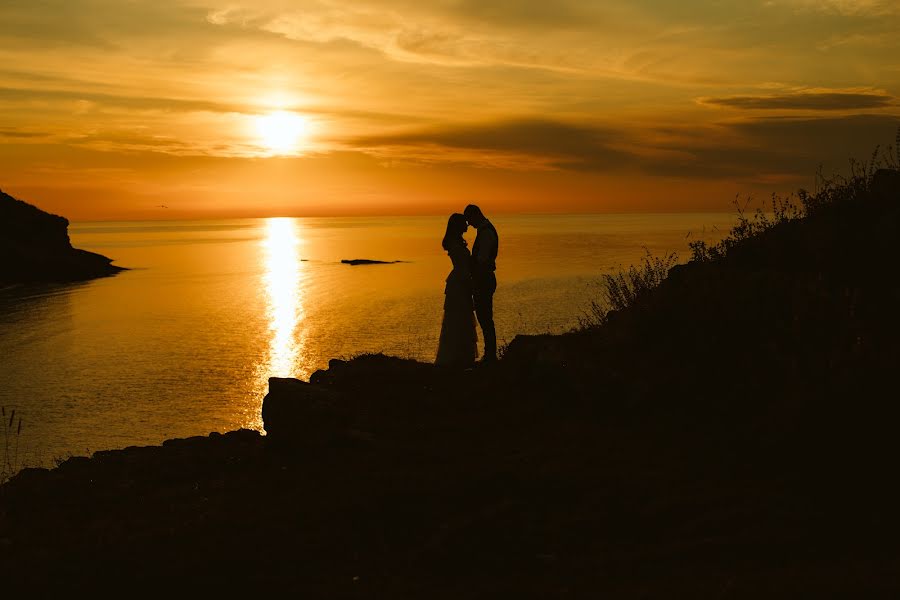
[1,0,899,219]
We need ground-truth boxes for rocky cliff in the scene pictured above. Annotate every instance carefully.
[0,189,123,283]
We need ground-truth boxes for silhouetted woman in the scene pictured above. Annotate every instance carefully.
[435,213,478,368]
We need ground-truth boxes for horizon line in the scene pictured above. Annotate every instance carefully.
[66,207,746,224]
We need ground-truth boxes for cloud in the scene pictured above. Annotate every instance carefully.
[0,128,48,138]
[0,0,217,49]
[445,0,605,29]
[249,3,586,71]
[781,0,900,16]
[642,113,898,180]
[0,86,253,115]
[700,90,895,110]
[349,118,634,170]
[346,113,900,181]
[647,114,900,179]
[727,113,900,150]
[347,118,763,177]
[64,130,201,154]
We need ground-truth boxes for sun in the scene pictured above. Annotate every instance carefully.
[255,111,311,155]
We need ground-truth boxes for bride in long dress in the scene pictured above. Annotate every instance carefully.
[435,213,478,367]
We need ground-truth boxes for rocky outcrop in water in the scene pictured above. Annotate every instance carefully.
[0,189,124,283]
[341,259,404,265]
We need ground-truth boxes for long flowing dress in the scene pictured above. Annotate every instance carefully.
[435,243,478,367]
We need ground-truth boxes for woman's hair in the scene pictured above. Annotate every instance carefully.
[441,213,468,251]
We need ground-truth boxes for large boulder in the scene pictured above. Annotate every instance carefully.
[872,169,900,202]
[0,188,124,283]
[261,377,351,447]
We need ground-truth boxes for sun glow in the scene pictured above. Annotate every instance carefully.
[255,111,311,155]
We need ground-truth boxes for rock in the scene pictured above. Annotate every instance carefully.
[310,358,348,385]
[223,429,262,443]
[340,259,403,265]
[3,466,50,487]
[502,334,557,363]
[161,435,208,449]
[261,377,350,447]
[0,188,124,283]
[55,456,92,472]
[871,169,900,202]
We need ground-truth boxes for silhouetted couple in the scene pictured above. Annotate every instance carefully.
[435,204,498,369]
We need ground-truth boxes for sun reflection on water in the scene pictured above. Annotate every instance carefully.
[248,217,306,430]
[264,218,304,376]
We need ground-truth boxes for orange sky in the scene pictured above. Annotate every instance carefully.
[1,0,899,220]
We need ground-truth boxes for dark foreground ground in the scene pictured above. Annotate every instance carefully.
[1,354,899,597]
[2,169,899,596]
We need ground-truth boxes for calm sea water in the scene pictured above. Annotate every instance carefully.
[0,213,733,468]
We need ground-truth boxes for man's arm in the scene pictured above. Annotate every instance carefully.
[475,228,497,266]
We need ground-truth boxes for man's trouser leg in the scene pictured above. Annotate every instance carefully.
[474,273,497,360]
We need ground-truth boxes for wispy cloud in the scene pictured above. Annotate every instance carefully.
[346,113,900,179]
[781,0,900,16]
[0,128,49,138]
[0,86,253,114]
[700,89,895,110]
[348,118,632,170]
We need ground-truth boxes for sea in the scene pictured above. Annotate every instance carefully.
[0,213,733,470]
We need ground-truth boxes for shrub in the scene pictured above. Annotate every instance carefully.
[581,249,677,328]
[583,138,899,330]
[690,143,898,263]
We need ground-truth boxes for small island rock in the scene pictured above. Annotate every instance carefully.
[341,259,403,266]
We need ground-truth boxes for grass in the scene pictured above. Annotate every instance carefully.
[690,142,899,263]
[580,249,678,328]
[581,138,899,330]
[1,406,23,485]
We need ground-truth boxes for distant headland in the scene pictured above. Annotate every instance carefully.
[0,189,124,284]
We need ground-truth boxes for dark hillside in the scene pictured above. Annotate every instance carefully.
[507,168,900,421]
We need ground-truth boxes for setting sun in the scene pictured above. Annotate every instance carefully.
[255,111,311,155]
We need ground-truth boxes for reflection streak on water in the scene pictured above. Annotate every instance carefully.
[264,218,304,377]
[249,218,305,429]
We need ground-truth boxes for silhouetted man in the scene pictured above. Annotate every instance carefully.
[464,204,498,363]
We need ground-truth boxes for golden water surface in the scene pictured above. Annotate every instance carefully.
[0,213,733,467]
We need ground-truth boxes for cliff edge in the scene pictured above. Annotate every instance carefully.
[0,189,124,283]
